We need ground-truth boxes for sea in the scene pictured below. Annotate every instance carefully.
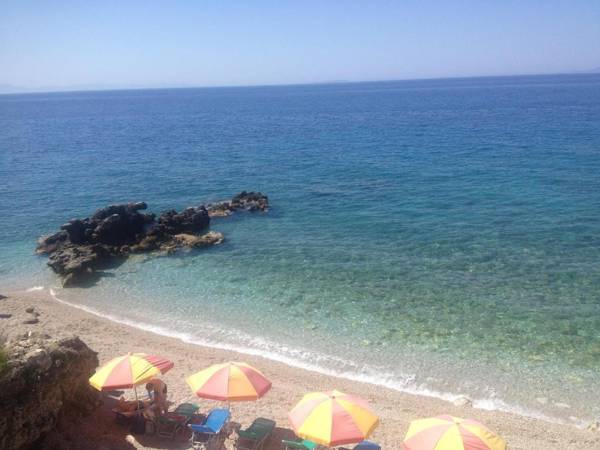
[1,74,599,425]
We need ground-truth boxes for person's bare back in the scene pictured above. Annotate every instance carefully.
[145,379,168,414]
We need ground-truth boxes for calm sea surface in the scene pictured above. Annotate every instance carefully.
[1,75,600,423]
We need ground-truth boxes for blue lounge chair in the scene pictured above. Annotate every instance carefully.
[189,408,231,449]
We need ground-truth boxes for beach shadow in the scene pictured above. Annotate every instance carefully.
[96,395,196,449]
[235,424,300,450]
[105,389,126,397]
[269,426,300,447]
[86,395,302,450]
[134,434,192,449]
[72,395,140,450]
[66,254,127,288]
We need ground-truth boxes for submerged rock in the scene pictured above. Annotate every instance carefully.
[174,231,224,248]
[231,191,269,211]
[206,191,269,217]
[36,192,267,287]
[158,232,224,254]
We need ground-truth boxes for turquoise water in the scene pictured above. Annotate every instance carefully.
[1,75,600,423]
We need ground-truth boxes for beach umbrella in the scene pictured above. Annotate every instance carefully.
[402,415,506,450]
[89,352,174,394]
[288,390,379,447]
[186,361,272,402]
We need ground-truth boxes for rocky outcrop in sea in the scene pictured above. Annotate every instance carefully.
[36,191,268,287]
[205,190,269,217]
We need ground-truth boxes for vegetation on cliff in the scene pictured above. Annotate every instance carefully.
[0,345,7,376]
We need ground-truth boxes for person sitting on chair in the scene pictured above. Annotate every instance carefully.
[116,396,149,412]
[146,379,168,415]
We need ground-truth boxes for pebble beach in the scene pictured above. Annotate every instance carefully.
[1,289,598,449]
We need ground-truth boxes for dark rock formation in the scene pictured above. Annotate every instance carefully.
[206,191,269,217]
[46,244,115,287]
[0,333,99,450]
[231,191,269,211]
[37,204,211,287]
[37,192,268,287]
[156,206,210,235]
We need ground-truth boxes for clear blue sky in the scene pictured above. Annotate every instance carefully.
[1,0,599,91]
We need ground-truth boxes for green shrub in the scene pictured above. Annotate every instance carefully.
[0,346,8,375]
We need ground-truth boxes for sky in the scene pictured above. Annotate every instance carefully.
[1,0,599,92]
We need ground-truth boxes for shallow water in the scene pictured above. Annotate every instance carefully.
[1,74,600,423]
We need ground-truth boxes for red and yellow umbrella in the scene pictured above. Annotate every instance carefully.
[402,415,506,450]
[89,353,174,391]
[186,362,272,401]
[288,390,379,447]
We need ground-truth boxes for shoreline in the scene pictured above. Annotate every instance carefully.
[46,287,568,427]
[1,287,598,449]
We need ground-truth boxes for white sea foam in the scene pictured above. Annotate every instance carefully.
[26,286,44,292]
[45,287,577,427]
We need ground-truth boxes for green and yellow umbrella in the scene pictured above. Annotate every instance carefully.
[402,415,506,450]
[288,390,379,447]
[89,352,174,391]
[186,361,272,401]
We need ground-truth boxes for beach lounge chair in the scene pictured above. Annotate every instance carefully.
[339,441,381,450]
[156,402,201,439]
[189,408,231,449]
[111,400,152,425]
[112,405,156,435]
[282,438,318,450]
[236,417,276,450]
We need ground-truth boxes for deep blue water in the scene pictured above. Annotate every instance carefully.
[1,74,600,423]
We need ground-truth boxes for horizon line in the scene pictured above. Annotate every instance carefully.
[1,70,599,96]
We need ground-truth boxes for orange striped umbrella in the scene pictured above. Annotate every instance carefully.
[186,362,272,401]
[402,415,506,450]
[89,353,174,391]
[288,390,379,446]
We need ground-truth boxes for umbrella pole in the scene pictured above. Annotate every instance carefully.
[134,385,139,415]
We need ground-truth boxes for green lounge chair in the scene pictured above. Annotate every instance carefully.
[173,402,201,418]
[236,417,276,450]
[156,403,201,439]
[282,438,318,450]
